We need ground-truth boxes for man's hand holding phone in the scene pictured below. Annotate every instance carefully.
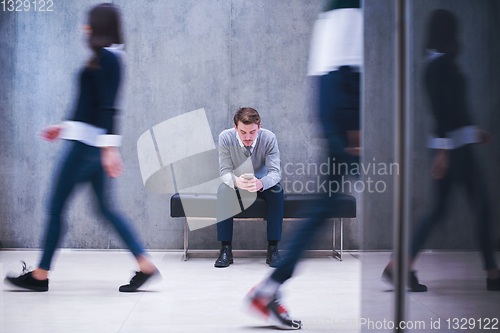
[235,173,263,192]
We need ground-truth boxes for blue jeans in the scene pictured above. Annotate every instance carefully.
[216,183,284,242]
[271,68,360,283]
[38,141,145,270]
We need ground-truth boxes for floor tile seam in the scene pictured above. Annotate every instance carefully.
[117,286,149,332]
[406,292,462,333]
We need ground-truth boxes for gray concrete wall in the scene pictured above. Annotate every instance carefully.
[0,7,17,250]
[362,0,396,250]
[2,0,498,252]
[1,0,357,251]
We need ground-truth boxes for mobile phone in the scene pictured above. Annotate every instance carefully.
[242,173,254,180]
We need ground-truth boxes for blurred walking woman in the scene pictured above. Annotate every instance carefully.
[5,3,159,292]
[383,9,499,292]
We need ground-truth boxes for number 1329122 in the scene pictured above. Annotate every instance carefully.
[2,0,54,12]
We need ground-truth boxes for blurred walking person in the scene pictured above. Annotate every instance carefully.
[5,3,159,292]
[382,9,500,292]
[244,0,362,329]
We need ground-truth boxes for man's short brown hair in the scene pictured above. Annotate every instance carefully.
[234,107,261,126]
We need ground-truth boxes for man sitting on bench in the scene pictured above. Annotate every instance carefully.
[215,107,283,268]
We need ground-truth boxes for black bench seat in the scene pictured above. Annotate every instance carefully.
[170,193,356,261]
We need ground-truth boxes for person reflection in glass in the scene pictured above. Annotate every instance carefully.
[383,9,499,292]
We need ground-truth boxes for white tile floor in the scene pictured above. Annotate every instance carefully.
[0,250,499,332]
[358,252,500,333]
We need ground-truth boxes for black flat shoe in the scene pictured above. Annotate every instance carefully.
[381,267,427,292]
[381,267,393,287]
[119,269,160,292]
[266,245,281,268]
[4,262,48,292]
[214,245,233,268]
[408,270,427,292]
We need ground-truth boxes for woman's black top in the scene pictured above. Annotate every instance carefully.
[70,49,121,135]
[425,53,473,139]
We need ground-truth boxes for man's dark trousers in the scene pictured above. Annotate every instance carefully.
[216,183,284,242]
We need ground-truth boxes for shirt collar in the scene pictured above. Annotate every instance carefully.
[104,44,125,57]
[105,43,124,51]
[426,49,444,62]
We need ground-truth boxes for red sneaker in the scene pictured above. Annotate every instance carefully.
[244,285,301,329]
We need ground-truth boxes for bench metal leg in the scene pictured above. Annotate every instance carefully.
[332,218,344,261]
[340,218,343,261]
[184,217,189,261]
[333,219,336,257]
